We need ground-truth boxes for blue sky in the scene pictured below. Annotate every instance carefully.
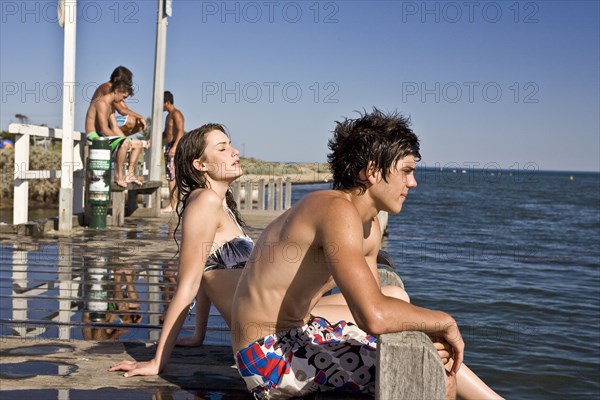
[1,0,598,172]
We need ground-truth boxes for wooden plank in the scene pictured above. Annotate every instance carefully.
[8,123,83,141]
[376,332,446,400]
[276,177,283,210]
[111,191,126,227]
[15,170,62,179]
[13,133,29,225]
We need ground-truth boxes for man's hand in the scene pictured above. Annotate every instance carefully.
[442,321,464,375]
[109,359,160,377]
[137,118,147,131]
[430,336,453,365]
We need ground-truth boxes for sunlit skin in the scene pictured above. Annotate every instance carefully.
[161,99,185,213]
[91,81,147,134]
[85,89,145,187]
[108,129,247,377]
[232,154,504,399]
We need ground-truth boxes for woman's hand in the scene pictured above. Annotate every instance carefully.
[109,359,160,377]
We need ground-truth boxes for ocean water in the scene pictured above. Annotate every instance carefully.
[1,169,597,399]
[293,169,600,399]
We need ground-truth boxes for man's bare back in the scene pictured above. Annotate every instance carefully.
[232,190,382,352]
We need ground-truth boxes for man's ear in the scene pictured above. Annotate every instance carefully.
[364,161,381,184]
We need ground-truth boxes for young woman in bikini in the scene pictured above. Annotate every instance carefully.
[109,123,251,376]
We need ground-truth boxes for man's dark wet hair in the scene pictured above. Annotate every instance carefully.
[164,91,174,105]
[110,66,133,84]
[327,108,420,193]
[110,80,134,97]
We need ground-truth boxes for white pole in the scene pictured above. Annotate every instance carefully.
[149,0,169,185]
[59,0,77,231]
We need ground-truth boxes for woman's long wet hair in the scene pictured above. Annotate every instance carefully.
[173,123,246,249]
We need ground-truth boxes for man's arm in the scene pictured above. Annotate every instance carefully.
[97,101,124,137]
[168,110,185,156]
[364,216,382,286]
[113,100,147,131]
[318,199,464,374]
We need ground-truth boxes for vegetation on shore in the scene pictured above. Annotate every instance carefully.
[240,157,331,184]
[0,143,331,206]
[1,143,61,205]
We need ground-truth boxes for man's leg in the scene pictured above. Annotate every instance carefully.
[169,180,178,211]
[115,140,131,188]
[161,147,176,212]
[161,179,175,213]
[125,139,143,185]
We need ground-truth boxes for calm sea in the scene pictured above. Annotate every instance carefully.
[1,169,597,399]
[293,168,600,399]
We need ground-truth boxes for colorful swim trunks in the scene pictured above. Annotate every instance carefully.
[87,131,126,153]
[164,141,175,181]
[235,316,377,399]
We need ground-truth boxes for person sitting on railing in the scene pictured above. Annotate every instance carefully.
[91,66,147,137]
[85,80,148,188]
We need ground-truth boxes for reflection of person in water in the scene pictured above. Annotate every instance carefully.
[82,267,143,340]
[82,311,127,340]
[114,267,143,324]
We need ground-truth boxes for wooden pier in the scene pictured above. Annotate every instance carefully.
[0,212,444,399]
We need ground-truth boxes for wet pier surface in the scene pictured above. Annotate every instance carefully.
[0,211,283,399]
[1,338,249,398]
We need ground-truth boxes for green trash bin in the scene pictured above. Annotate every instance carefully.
[87,137,111,228]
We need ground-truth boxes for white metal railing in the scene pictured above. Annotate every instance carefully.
[231,178,292,211]
[8,123,85,225]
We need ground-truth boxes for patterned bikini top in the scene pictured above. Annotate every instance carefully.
[204,208,254,272]
[204,236,254,272]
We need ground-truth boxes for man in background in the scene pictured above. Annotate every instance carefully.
[91,66,147,137]
[161,91,185,213]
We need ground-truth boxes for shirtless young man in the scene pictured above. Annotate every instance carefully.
[231,109,504,399]
[85,80,144,187]
[161,91,185,213]
[91,66,147,135]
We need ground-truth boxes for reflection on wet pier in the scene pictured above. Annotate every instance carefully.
[0,212,271,344]
[0,212,282,399]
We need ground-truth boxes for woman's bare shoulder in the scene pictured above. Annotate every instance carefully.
[185,189,222,213]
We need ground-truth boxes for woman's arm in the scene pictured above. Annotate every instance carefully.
[175,285,211,347]
[109,190,223,376]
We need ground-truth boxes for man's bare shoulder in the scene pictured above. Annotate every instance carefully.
[288,190,360,228]
[91,82,111,102]
[173,108,184,119]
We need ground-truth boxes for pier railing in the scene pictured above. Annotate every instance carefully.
[8,123,85,225]
[231,178,292,211]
